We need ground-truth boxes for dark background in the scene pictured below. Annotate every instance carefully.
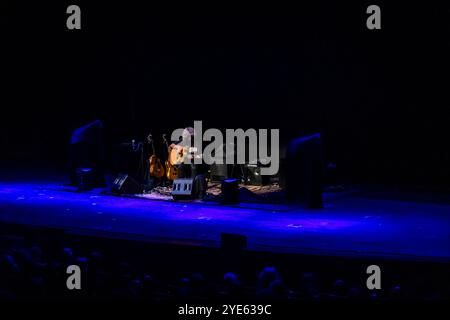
[2,1,450,186]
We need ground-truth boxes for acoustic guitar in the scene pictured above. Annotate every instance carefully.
[168,144,203,165]
[148,134,165,178]
[169,144,190,165]
[162,134,178,180]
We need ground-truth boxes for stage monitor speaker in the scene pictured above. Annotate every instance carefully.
[285,133,323,208]
[112,173,143,195]
[172,175,207,200]
[172,178,195,200]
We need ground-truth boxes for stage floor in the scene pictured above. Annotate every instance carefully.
[0,179,449,262]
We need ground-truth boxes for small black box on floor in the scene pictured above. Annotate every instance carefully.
[112,173,143,194]
[221,178,239,204]
[221,233,247,251]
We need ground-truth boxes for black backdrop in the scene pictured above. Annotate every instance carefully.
[2,1,450,186]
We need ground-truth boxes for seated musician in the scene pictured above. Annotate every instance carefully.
[169,127,208,197]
